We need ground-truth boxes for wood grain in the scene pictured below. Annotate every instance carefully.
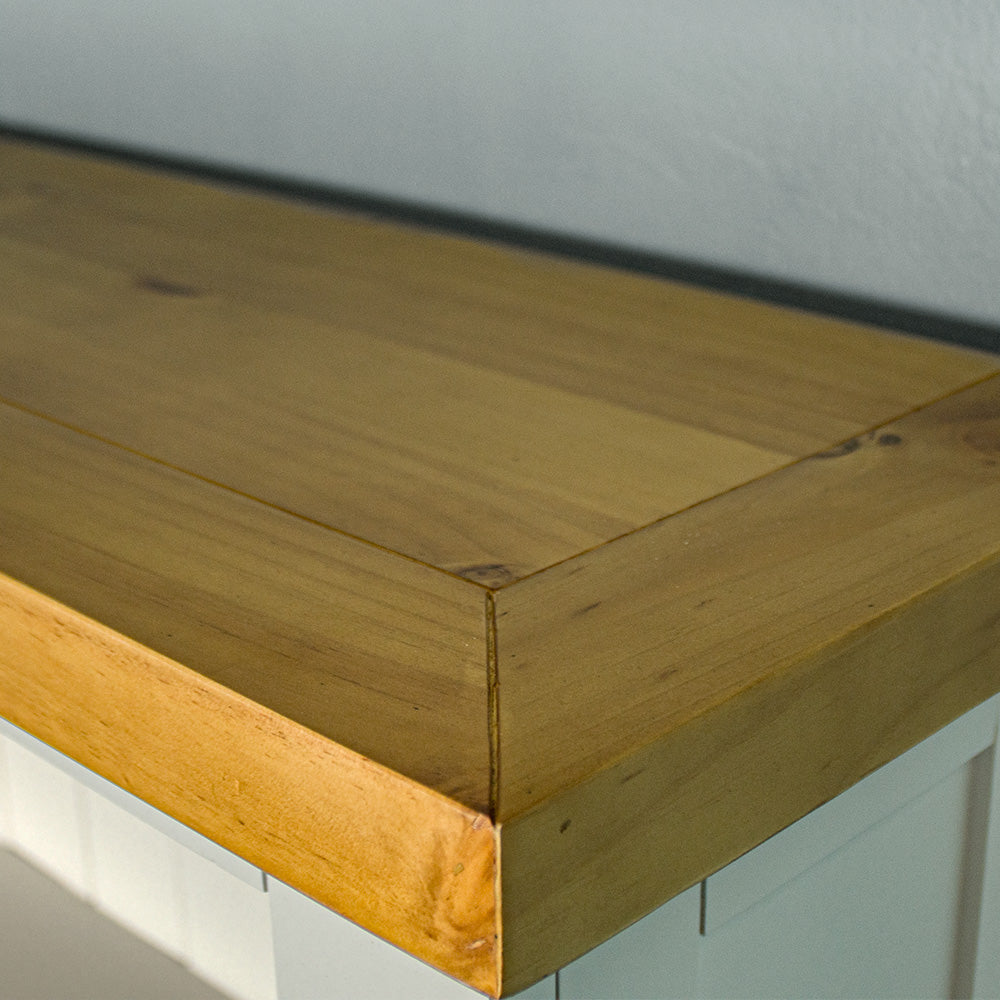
[1,135,999,997]
[0,403,490,810]
[497,377,1000,990]
[2,136,996,584]
[0,573,501,995]
[495,375,1000,820]
[0,232,787,583]
[2,139,991,461]
[500,555,1000,992]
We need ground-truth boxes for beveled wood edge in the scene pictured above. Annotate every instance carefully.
[2,408,995,998]
[497,550,1000,992]
[3,372,997,996]
[0,573,502,997]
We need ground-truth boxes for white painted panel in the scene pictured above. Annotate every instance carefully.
[270,877,555,1000]
[0,733,12,846]
[972,701,1000,1000]
[3,736,94,900]
[517,973,558,998]
[182,849,278,1000]
[0,722,277,1000]
[87,788,189,962]
[559,883,701,1000]
[704,696,999,933]
[0,716,264,888]
[698,761,976,999]
[0,848,232,1000]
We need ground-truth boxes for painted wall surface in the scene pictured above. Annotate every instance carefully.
[1,1,998,323]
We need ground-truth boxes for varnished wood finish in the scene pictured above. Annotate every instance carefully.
[495,375,1000,819]
[0,575,499,996]
[0,404,490,811]
[0,135,998,995]
[498,376,1000,991]
[1,138,992,579]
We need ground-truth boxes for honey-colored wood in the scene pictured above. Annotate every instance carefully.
[495,375,1000,819]
[0,403,491,810]
[1,138,995,583]
[0,244,786,582]
[1,141,985,455]
[0,574,500,995]
[0,134,998,996]
[497,377,1000,991]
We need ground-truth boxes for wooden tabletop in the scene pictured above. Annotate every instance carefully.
[1,135,998,996]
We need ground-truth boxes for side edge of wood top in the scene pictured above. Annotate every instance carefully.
[0,402,493,811]
[495,373,1000,819]
[498,551,1000,993]
[0,573,502,996]
[494,375,1000,992]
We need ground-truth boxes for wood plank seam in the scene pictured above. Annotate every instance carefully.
[0,399,493,808]
[497,551,1000,991]
[0,393,493,593]
[491,375,1000,990]
[3,134,999,997]
[484,367,1000,594]
[6,355,982,610]
[487,591,501,820]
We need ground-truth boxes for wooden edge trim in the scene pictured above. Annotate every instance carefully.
[497,551,1000,992]
[0,573,501,996]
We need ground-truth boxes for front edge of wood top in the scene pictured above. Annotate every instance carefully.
[0,401,492,812]
[0,573,503,997]
[493,374,1000,992]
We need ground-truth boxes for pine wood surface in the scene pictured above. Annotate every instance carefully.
[0,134,998,995]
[0,574,499,996]
[495,374,1000,819]
[0,403,490,809]
[2,138,994,581]
[499,376,1000,991]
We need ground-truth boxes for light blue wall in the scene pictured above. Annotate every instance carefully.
[2,1,998,323]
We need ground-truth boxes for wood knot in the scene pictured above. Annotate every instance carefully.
[813,438,861,459]
[454,564,518,587]
[876,433,903,447]
[135,274,201,297]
